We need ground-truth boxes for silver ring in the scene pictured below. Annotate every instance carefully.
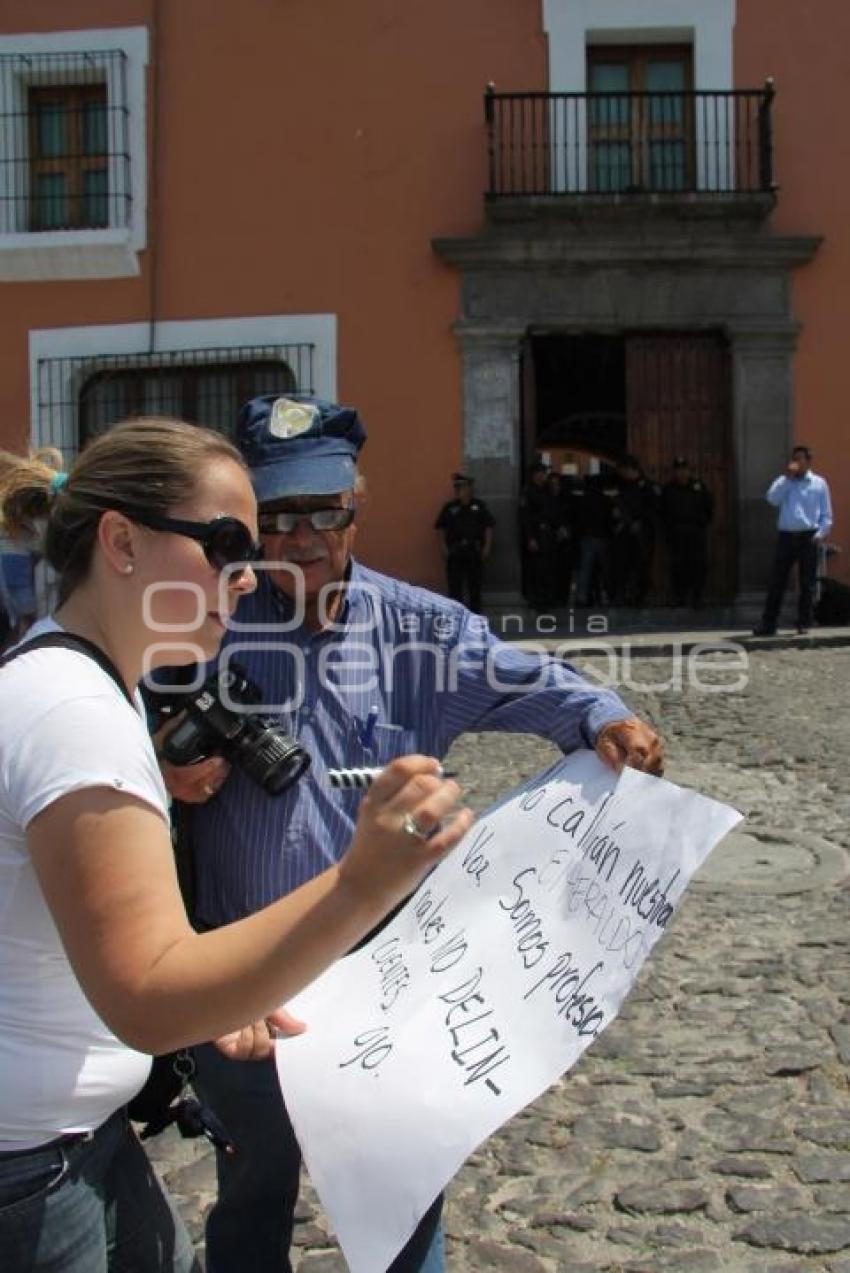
[401,812,428,843]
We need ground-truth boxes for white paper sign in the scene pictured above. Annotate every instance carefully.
[277,752,742,1272]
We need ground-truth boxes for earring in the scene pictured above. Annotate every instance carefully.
[123,563,134,575]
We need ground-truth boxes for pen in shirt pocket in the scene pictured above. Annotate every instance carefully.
[358,705,379,749]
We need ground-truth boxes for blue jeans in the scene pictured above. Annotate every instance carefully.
[0,1108,198,1272]
[192,1042,445,1273]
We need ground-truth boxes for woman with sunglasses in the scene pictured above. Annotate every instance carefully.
[0,418,472,1273]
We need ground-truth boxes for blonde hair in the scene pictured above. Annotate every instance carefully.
[30,445,65,470]
[0,449,26,495]
[0,450,61,540]
[1,418,246,603]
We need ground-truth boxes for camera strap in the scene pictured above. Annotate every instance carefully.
[0,631,134,707]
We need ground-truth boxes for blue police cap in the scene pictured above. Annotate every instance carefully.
[235,393,367,502]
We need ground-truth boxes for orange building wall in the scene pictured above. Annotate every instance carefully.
[737,0,850,579]
[1,2,845,584]
[0,0,153,454]
[0,0,547,591]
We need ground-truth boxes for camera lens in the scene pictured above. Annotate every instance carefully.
[235,719,311,795]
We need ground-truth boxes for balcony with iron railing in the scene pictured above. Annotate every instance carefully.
[484,80,776,212]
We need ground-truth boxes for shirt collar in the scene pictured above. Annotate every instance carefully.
[264,557,366,633]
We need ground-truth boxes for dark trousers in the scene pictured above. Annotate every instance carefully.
[526,546,562,610]
[762,530,818,628]
[610,532,654,606]
[543,541,575,606]
[446,547,484,612]
[668,529,708,606]
[522,547,547,610]
[575,537,610,607]
[557,542,576,605]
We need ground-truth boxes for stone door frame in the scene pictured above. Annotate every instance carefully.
[435,221,821,611]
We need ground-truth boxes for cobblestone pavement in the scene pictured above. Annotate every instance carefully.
[148,644,850,1272]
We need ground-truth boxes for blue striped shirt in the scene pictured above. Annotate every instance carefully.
[189,563,631,924]
[766,471,833,537]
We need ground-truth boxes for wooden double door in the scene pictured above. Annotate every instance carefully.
[526,330,736,602]
[626,333,735,603]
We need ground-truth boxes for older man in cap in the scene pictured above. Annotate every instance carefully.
[162,393,664,1273]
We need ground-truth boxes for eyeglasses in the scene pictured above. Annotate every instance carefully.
[121,510,263,572]
[258,507,355,535]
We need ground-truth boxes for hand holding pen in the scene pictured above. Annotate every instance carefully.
[339,756,472,884]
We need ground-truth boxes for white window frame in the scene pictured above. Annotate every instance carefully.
[0,26,148,280]
[28,314,337,458]
[542,0,735,193]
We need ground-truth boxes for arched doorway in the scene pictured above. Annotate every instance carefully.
[522,330,736,602]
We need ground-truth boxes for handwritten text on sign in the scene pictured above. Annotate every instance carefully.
[277,751,742,1272]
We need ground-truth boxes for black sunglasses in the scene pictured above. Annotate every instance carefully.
[258,507,355,535]
[121,509,263,572]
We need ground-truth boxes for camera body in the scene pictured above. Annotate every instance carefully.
[161,663,310,797]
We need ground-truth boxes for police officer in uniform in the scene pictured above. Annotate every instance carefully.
[434,472,495,613]
[518,461,550,610]
[542,470,576,605]
[610,454,661,606]
[574,468,618,608]
[661,457,713,608]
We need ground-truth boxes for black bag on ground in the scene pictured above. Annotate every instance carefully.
[815,577,850,626]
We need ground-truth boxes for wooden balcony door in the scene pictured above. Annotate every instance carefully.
[588,45,694,192]
[29,84,109,230]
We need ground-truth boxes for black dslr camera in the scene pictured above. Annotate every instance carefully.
[160,663,310,797]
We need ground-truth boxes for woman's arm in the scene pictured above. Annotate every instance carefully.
[28,757,471,1054]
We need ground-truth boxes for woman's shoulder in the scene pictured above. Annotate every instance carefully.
[0,636,129,729]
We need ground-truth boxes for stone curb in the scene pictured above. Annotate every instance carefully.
[510,628,850,659]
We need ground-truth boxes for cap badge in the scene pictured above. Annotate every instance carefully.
[268,398,319,439]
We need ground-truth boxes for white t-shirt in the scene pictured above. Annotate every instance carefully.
[0,620,170,1147]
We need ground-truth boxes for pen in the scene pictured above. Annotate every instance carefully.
[358,706,379,749]
[326,765,457,789]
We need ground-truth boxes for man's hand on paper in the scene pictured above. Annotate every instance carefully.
[595,717,664,776]
[214,1008,306,1062]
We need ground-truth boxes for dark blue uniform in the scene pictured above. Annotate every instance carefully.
[435,495,494,613]
[661,477,713,606]
[610,474,661,606]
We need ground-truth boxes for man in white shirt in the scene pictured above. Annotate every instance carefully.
[753,445,833,636]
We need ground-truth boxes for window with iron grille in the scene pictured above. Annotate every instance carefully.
[35,344,314,463]
[0,48,130,234]
[0,30,146,279]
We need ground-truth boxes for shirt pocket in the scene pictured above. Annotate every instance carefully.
[354,722,419,767]
[329,722,421,816]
